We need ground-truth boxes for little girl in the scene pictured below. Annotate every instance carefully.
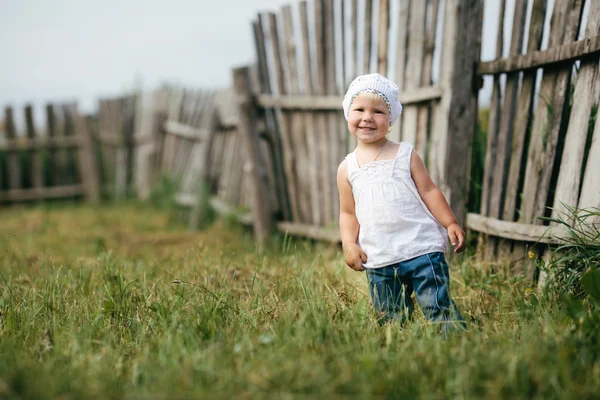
[337,73,466,331]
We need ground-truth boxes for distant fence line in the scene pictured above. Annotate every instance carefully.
[0,103,99,203]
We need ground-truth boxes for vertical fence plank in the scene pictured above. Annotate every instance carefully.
[390,0,409,142]
[254,15,290,221]
[578,101,600,225]
[503,0,547,275]
[363,0,373,74]
[268,11,300,223]
[325,0,339,225]
[72,104,100,202]
[552,3,600,216]
[314,0,332,225]
[299,1,322,226]
[45,104,58,187]
[436,0,482,229]
[402,2,426,147]
[377,0,390,76]
[487,0,528,259]
[480,0,506,219]
[520,0,583,226]
[350,0,358,82]
[416,0,439,157]
[234,66,272,246]
[24,105,43,190]
[282,4,311,223]
[503,0,546,223]
[4,107,21,190]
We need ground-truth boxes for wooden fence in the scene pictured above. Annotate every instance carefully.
[129,85,254,228]
[0,103,99,204]
[235,0,482,244]
[468,0,600,279]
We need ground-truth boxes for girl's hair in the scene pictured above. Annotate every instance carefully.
[354,91,390,114]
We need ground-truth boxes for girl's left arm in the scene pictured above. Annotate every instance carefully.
[410,150,465,253]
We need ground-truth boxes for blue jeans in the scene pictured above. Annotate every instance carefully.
[366,252,465,332]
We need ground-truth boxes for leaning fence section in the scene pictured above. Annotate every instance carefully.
[0,103,99,204]
[238,0,482,244]
[129,85,253,229]
[469,0,600,279]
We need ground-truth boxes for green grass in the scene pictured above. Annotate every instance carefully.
[1,203,599,399]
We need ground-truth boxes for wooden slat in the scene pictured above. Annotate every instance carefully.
[552,3,600,216]
[314,0,331,226]
[268,11,300,224]
[325,0,339,225]
[187,93,219,230]
[416,0,439,157]
[578,108,600,225]
[520,0,578,224]
[233,66,273,245]
[0,184,84,202]
[390,0,410,142]
[349,0,358,83]
[522,0,584,225]
[45,104,57,186]
[0,136,80,151]
[377,0,390,75]
[339,0,347,92]
[72,104,100,202]
[24,105,44,189]
[4,107,21,190]
[256,86,443,109]
[434,0,482,229]
[282,4,311,224]
[478,34,600,75]
[503,0,547,222]
[363,0,373,74]
[277,221,341,243]
[401,1,427,146]
[502,0,547,275]
[163,119,209,141]
[254,15,290,221]
[299,1,322,226]
[466,213,569,244]
[486,0,528,260]
[488,0,528,221]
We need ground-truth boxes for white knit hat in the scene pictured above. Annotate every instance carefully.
[342,73,403,126]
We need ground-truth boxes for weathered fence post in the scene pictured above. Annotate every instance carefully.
[72,104,101,203]
[233,66,272,246]
[436,0,483,229]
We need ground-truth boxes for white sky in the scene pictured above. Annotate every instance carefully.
[0,0,523,117]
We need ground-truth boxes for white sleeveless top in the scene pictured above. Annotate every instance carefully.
[346,142,448,269]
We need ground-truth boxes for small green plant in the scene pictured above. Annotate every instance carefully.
[539,206,600,298]
[148,175,180,210]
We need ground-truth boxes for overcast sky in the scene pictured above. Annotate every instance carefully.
[0,0,544,117]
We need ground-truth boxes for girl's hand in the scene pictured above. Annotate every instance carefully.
[447,223,466,253]
[344,244,367,271]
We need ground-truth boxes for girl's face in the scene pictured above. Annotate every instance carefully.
[347,93,391,144]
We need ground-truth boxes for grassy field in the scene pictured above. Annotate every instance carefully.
[0,202,599,399]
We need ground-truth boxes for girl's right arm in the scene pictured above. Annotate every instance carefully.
[337,160,367,271]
